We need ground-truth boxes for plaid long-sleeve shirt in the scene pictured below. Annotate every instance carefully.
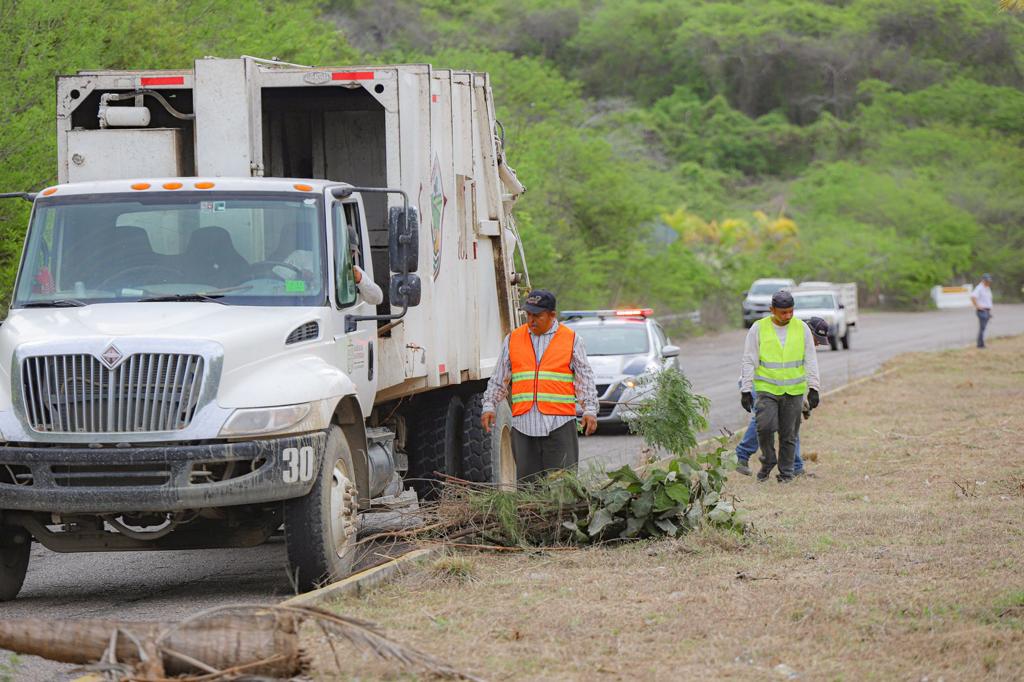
[482,320,599,437]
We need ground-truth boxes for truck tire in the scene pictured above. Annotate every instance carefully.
[841,328,851,350]
[285,425,359,592]
[406,395,464,500]
[461,393,516,487]
[0,528,30,601]
[828,333,838,351]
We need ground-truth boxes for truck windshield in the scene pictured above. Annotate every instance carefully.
[568,323,650,356]
[13,192,327,308]
[794,294,835,309]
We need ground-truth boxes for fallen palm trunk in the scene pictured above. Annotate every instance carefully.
[0,604,477,680]
[0,609,305,678]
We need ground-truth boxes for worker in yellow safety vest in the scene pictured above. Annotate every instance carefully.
[481,289,599,479]
[739,290,821,482]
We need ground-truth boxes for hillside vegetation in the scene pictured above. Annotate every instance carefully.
[1,0,1022,319]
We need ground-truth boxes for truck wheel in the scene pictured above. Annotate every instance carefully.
[0,527,30,601]
[406,395,464,500]
[285,425,359,592]
[841,329,851,350]
[461,393,516,487]
[828,333,838,351]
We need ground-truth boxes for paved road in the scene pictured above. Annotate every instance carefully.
[5,305,1024,680]
[580,305,1024,471]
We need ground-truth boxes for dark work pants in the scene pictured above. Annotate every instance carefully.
[977,310,990,348]
[511,421,579,481]
[755,392,803,482]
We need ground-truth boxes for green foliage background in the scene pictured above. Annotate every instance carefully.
[1,0,1022,319]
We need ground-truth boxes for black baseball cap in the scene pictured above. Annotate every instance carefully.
[806,316,830,345]
[771,290,795,309]
[522,289,556,313]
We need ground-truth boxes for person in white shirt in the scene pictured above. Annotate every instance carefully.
[739,290,821,482]
[970,273,994,349]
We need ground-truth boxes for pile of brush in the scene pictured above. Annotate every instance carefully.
[374,440,746,551]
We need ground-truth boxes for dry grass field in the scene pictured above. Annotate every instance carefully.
[313,335,1024,681]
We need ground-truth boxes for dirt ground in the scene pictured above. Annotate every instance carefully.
[312,335,1024,681]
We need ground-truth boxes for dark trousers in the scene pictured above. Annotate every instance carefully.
[511,421,579,481]
[755,392,803,481]
[977,309,990,348]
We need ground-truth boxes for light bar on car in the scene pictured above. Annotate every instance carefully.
[561,308,654,319]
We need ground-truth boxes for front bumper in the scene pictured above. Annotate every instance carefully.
[580,382,646,425]
[0,432,326,514]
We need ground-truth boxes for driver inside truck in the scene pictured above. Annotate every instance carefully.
[348,224,383,306]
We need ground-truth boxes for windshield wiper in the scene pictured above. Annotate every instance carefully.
[138,293,226,304]
[22,299,88,308]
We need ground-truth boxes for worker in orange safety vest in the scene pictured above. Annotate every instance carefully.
[481,289,599,479]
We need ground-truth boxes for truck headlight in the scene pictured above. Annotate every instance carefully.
[219,402,329,437]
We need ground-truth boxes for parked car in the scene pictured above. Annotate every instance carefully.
[742,278,796,327]
[792,283,858,350]
[561,309,679,425]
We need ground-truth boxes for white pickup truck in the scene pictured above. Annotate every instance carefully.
[0,57,527,599]
[793,282,858,350]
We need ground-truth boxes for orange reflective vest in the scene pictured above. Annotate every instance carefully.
[509,324,577,417]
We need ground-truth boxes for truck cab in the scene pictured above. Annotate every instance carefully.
[0,57,526,600]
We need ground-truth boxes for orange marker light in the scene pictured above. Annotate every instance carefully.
[293,183,313,192]
[162,182,183,190]
[194,181,215,189]
[130,182,151,190]
[41,188,58,196]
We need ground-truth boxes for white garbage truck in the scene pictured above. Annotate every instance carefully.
[0,57,527,599]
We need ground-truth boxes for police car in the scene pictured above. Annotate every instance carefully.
[561,309,680,425]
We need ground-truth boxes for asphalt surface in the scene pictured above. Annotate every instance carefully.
[5,305,1024,680]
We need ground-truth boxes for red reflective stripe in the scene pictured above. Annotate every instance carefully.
[331,71,374,81]
[140,76,185,86]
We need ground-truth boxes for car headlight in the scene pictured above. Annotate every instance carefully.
[623,377,639,389]
[219,401,329,437]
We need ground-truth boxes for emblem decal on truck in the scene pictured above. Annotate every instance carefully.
[430,153,447,280]
[303,71,331,85]
[99,344,124,369]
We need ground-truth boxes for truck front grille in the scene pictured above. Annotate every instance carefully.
[21,353,204,433]
[50,463,172,487]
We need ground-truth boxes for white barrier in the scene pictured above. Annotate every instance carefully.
[931,284,973,309]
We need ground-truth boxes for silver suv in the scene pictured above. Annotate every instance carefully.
[561,309,680,425]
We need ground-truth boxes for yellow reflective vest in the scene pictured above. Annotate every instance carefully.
[753,317,808,396]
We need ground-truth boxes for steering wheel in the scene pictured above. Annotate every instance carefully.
[249,260,304,280]
[99,265,185,290]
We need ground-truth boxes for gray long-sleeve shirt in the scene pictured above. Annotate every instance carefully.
[482,319,599,437]
[740,319,820,393]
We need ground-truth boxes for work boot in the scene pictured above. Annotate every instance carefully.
[756,470,771,482]
[735,461,751,476]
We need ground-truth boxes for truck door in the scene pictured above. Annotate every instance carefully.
[331,199,378,415]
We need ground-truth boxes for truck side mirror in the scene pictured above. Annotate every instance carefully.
[388,206,419,274]
[838,303,845,309]
[389,273,422,308]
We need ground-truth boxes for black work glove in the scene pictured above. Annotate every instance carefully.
[741,392,754,413]
[807,388,820,410]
